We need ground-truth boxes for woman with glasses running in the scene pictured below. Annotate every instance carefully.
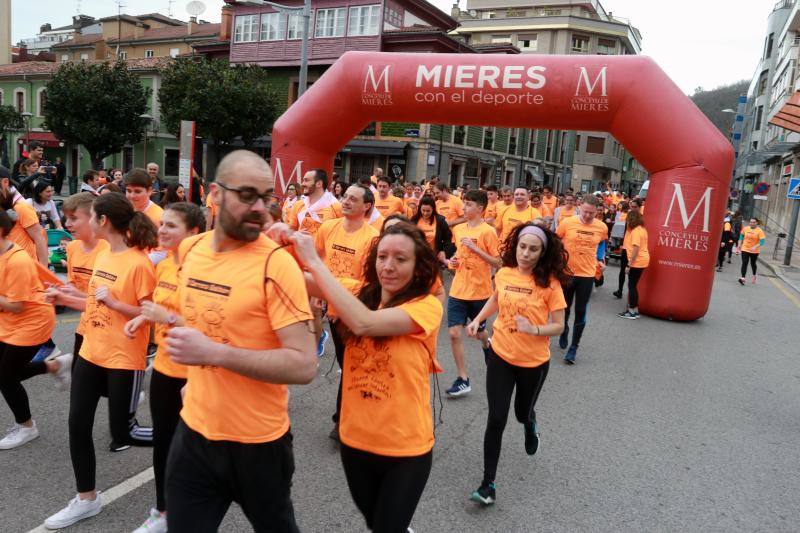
[466,222,569,506]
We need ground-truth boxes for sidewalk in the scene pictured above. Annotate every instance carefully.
[756,229,800,295]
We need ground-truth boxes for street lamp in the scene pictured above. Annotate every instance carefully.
[251,0,311,97]
[140,113,153,167]
[20,111,32,156]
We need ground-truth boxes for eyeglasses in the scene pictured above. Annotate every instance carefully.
[217,183,272,206]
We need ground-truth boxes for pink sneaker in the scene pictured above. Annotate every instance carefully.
[752,275,757,284]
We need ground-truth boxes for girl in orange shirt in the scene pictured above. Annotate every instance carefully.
[124,202,205,533]
[466,222,570,506]
[45,193,158,530]
[411,195,452,266]
[619,211,649,319]
[0,210,70,450]
[290,224,443,533]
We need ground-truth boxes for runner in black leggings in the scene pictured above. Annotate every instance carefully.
[737,218,765,286]
[466,223,569,505]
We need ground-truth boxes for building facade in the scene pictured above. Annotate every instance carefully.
[735,0,800,237]
[225,0,575,190]
[451,0,647,194]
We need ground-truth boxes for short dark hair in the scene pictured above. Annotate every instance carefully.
[312,169,329,191]
[353,184,375,210]
[377,175,392,187]
[0,209,13,237]
[543,185,553,193]
[82,169,98,184]
[125,168,153,189]
[464,189,488,209]
[28,141,43,152]
[358,175,372,187]
[485,185,498,192]
[166,202,206,232]
[434,182,448,192]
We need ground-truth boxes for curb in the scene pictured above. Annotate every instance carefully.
[757,257,800,295]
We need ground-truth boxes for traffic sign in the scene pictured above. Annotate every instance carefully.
[755,182,770,195]
[789,177,800,199]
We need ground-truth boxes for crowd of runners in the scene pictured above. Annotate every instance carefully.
[0,146,768,532]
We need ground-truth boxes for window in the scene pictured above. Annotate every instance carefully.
[0,89,3,106]
[60,54,69,62]
[384,5,402,28]
[483,11,496,19]
[528,134,536,158]
[508,128,518,154]
[754,106,764,130]
[575,134,581,151]
[234,14,259,43]
[559,132,568,163]
[586,136,605,154]
[37,88,47,117]
[518,33,537,50]
[79,52,89,61]
[261,12,286,40]
[571,34,589,53]
[491,35,512,44]
[288,11,311,39]
[170,48,180,58]
[545,130,554,161]
[483,127,494,150]
[506,10,526,17]
[118,51,127,60]
[14,90,25,113]
[453,125,466,145]
[316,8,346,38]
[164,148,180,176]
[145,49,154,58]
[542,8,561,16]
[765,32,774,59]
[758,73,768,96]
[597,39,616,55]
[348,5,379,36]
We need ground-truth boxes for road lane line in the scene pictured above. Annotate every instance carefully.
[769,277,800,309]
[26,467,154,533]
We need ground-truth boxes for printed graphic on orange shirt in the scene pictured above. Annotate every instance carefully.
[329,243,357,278]
[347,337,395,402]
[300,214,323,234]
[459,238,481,271]
[184,284,232,346]
[497,284,533,334]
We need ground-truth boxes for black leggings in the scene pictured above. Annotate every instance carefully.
[340,444,432,533]
[562,276,595,349]
[483,349,549,483]
[617,249,628,293]
[150,369,186,512]
[0,343,46,424]
[627,267,645,308]
[69,355,147,492]
[330,319,345,424]
[73,333,84,370]
[741,251,758,277]
[717,243,732,268]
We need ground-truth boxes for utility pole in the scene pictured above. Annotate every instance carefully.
[785,199,799,266]
[256,0,310,98]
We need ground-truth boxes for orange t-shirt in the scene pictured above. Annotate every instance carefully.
[206,194,218,224]
[314,218,379,280]
[143,201,164,227]
[152,255,187,379]
[450,221,499,300]
[624,226,650,268]
[178,233,313,444]
[404,197,420,219]
[80,247,156,370]
[436,195,464,223]
[9,202,40,261]
[288,198,342,235]
[496,205,542,244]
[417,217,437,249]
[556,206,576,226]
[556,217,609,278]
[374,195,405,216]
[740,226,766,254]
[540,196,557,218]
[66,239,111,336]
[370,212,385,232]
[0,244,55,346]
[484,199,499,221]
[617,212,628,222]
[491,268,566,368]
[338,283,443,457]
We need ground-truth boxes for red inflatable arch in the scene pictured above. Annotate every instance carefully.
[270,52,734,321]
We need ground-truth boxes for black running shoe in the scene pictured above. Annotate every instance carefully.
[612,290,623,299]
[470,481,496,506]
[524,421,540,456]
[109,441,131,453]
[558,325,569,350]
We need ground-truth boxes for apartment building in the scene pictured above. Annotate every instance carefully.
[735,0,800,236]
[450,0,647,194]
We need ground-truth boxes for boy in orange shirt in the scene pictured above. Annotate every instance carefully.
[434,182,466,227]
[445,190,500,397]
[125,169,164,227]
[374,176,405,216]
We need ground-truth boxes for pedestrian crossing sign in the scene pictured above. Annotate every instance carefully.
[789,177,800,199]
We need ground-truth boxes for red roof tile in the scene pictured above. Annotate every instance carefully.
[108,23,220,43]
[0,57,174,76]
[51,33,104,49]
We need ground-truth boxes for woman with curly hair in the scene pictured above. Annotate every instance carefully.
[466,222,570,506]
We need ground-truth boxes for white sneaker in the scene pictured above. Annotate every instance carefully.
[45,493,102,530]
[0,422,39,450]
[52,352,73,391]
[133,508,167,533]
[44,346,63,362]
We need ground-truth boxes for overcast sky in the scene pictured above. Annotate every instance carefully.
[10,0,779,94]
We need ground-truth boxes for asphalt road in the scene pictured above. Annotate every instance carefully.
[2,263,799,532]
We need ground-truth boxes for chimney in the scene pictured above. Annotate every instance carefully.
[451,3,461,18]
[220,5,233,41]
[188,16,196,35]
[40,23,52,34]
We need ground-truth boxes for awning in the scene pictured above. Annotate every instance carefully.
[18,132,64,148]
[342,140,407,156]
[769,91,800,133]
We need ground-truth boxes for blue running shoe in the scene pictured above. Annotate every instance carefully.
[558,325,569,349]
[564,346,577,364]
[445,377,471,397]
[470,481,496,506]
[317,329,330,358]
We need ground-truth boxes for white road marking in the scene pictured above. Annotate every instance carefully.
[27,467,154,533]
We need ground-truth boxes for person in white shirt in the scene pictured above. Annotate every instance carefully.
[25,180,63,229]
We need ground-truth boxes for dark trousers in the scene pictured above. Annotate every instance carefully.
[330,319,345,424]
[617,249,628,293]
[562,276,595,349]
[150,369,186,512]
[69,356,147,492]
[741,251,758,277]
[340,444,432,533]
[73,333,84,370]
[627,267,645,308]
[717,243,732,268]
[166,422,299,533]
[0,343,46,424]
[53,173,64,195]
[482,349,549,483]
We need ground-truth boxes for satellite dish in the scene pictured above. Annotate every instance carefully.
[186,0,206,16]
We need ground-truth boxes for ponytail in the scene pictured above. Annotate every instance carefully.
[128,211,159,250]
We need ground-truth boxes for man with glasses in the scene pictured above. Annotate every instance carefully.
[160,150,317,531]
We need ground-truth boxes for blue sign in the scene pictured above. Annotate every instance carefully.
[404,129,420,137]
[789,177,800,199]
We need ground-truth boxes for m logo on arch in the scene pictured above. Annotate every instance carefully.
[572,66,609,111]
[362,64,393,106]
